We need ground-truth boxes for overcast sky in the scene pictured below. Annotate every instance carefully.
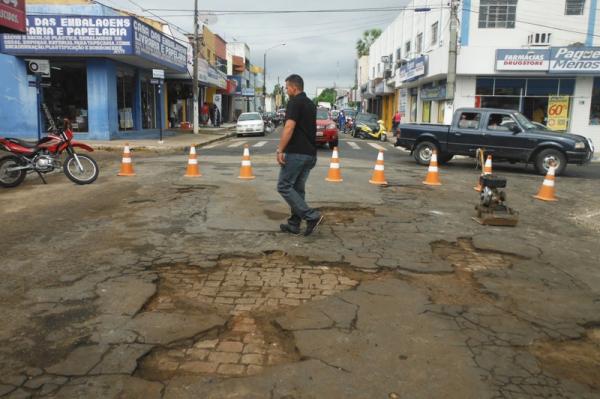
[102,0,406,96]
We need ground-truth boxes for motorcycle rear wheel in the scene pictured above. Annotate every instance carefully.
[0,156,26,188]
[64,154,99,185]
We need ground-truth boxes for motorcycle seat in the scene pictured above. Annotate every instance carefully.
[6,138,38,148]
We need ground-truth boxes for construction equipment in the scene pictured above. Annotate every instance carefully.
[473,174,519,226]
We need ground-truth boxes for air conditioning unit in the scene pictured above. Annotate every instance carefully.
[528,32,552,46]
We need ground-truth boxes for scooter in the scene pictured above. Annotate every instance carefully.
[353,119,388,142]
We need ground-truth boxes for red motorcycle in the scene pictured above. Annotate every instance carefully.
[0,119,99,188]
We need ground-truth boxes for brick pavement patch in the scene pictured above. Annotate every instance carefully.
[137,251,378,380]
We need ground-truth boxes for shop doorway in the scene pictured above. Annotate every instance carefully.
[523,97,548,124]
[43,61,88,132]
[141,80,158,129]
[117,72,135,131]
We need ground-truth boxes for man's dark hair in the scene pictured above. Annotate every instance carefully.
[285,74,304,91]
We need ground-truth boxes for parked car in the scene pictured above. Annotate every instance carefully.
[394,107,594,175]
[316,108,339,149]
[236,112,265,137]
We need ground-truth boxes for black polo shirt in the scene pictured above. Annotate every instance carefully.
[284,92,317,156]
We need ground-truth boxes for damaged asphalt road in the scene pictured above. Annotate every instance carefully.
[0,149,599,399]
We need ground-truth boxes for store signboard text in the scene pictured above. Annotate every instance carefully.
[0,0,26,34]
[496,49,549,72]
[550,47,600,74]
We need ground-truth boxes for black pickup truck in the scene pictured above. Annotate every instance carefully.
[395,108,594,175]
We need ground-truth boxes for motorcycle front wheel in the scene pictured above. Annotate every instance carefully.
[64,154,99,185]
[0,156,27,188]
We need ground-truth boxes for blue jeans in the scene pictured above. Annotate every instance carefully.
[277,153,320,228]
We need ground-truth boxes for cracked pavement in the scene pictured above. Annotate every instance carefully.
[0,147,599,398]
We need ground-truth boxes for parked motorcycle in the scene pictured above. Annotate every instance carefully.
[0,119,99,188]
[353,119,388,142]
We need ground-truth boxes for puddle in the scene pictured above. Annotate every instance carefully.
[138,251,377,379]
[530,327,600,390]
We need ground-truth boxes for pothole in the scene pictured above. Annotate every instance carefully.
[406,238,526,306]
[530,327,600,390]
[138,251,379,379]
[318,206,375,225]
[431,237,524,273]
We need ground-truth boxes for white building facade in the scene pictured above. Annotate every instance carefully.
[364,0,600,148]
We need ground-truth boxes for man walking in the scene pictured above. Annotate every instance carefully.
[277,74,324,236]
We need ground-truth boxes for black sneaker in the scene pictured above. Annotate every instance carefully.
[280,224,301,236]
[304,215,324,236]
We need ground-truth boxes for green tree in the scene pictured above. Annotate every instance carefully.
[356,29,382,57]
[314,88,337,106]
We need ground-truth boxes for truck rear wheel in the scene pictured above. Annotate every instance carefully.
[413,141,438,165]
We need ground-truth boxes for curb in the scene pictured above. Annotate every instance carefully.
[92,130,237,152]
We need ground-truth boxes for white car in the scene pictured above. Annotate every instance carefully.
[236,112,265,137]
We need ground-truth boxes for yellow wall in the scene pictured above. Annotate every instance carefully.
[382,94,395,132]
[206,87,217,103]
[202,26,216,66]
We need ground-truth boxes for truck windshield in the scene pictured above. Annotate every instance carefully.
[513,113,537,130]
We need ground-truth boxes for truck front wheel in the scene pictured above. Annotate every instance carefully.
[413,141,438,165]
[534,148,566,176]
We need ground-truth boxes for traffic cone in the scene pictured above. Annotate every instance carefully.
[423,150,442,186]
[184,145,202,177]
[474,155,493,191]
[369,151,388,185]
[325,147,343,182]
[238,145,255,180]
[533,165,558,202]
[117,144,135,176]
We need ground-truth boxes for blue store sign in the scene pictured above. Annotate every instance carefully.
[398,56,427,83]
[549,47,600,74]
[0,15,187,72]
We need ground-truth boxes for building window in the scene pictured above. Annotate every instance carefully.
[479,0,518,29]
[431,22,439,46]
[405,41,411,57]
[565,0,585,15]
[416,33,423,54]
[590,78,600,125]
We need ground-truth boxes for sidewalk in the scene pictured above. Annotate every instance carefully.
[81,124,237,152]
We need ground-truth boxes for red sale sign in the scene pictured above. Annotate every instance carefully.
[0,0,26,34]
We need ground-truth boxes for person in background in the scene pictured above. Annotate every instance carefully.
[337,110,345,131]
[532,106,546,124]
[201,102,210,126]
[392,111,402,131]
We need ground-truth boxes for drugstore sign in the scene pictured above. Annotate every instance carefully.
[495,47,600,74]
[0,0,26,34]
[496,49,549,72]
[0,15,187,71]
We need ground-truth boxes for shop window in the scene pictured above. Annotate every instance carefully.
[476,78,494,95]
[479,0,518,29]
[422,101,431,122]
[565,0,585,15]
[431,22,439,46]
[458,112,481,129]
[494,78,525,96]
[117,74,135,131]
[44,62,88,133]
[526,79,559,96]
[559,79,576,96]
[589,78,600,125]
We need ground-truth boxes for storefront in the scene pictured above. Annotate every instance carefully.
[396,56,428,123]
[0,14,187,140]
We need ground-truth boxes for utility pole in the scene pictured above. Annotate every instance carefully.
[446,0,459,103]
[263,52,267,112]
[192,0,199,134]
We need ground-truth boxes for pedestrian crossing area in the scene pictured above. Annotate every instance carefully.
[206,139,406,152]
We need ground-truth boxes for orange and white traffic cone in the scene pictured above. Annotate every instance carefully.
[117,143,135,176]
[238,145,255,180]
[423,150,442,186]
[533,165,558,202]
[474,155,493,191]
[325,147,343,182]
[369,151,388,185]
[184,145,202,177]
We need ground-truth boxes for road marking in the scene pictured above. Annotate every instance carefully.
[202,143,221,149]
[228,141,247,148]
[368,143,387,151]
[253,141,268,148]
[347,141,361,150]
